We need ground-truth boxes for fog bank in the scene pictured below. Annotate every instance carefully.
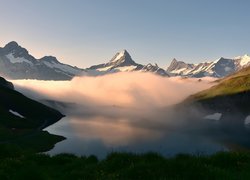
[11,72,217,131]
[13,72,215,108]
[13,73,231,155]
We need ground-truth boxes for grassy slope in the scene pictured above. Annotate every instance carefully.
[189,66,250,101]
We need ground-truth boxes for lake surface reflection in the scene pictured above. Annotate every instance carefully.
[13,76,250,158]
[45,116,227,159]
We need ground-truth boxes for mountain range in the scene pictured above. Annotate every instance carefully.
[87,49,168,76]
[167,55,250,78]
[1,41,250,80]
[0,42,83,80]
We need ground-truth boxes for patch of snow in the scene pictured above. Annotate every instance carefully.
[115,66,137,72]
[182,69,195,75]
[237,54,250,67]
[96,66,113,71]
[213,58,223,64]
[191,65,207,74]
[171,68,187,74]
[43,61,81,75]
[9,109,25,119]
[204,113,222,121]
[204,62,215,72]
[244,115,250,125]
[170,67,196,75]
[6,53,33,65]
[111,50,125,62]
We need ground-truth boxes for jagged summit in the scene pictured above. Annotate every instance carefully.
[167,58,194,72]
[87,49,168,76]
[171,58,178,63]
[4,41,19,48]
[2,41,29,57]
[141,63,169,76]
[108,49,137,67]
[88,49,140,71]
[110,50,128,62]
[40,56,60,63]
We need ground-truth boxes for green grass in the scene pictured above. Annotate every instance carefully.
[188,66,250,101]
[192,75,250,100]
[0,146,250,180]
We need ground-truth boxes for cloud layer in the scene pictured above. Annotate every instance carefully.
[12,73,229,155]
[12,72,216,137]
[13,72,215,108]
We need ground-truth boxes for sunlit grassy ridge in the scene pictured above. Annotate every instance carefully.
[190,66,250,101]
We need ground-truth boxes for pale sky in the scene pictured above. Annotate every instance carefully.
[1,0,250,68]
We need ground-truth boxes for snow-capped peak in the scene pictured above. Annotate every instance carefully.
[107,49,137,67]
[234,54,250,59]
[234,54,250,66]
[166,54,250,78]
[110,49,127,63]
[3,41,29,57]
[167,58,194,72]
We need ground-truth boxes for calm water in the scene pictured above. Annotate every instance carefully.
[45,116,228,159]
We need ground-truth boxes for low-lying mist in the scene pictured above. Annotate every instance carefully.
[13,72,215,107]
[12,72,216,131]
[14,73,242,156]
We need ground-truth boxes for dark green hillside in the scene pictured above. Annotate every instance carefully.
[0,77,65,152]
[0,84,63,128]
[1,148,250,180]
[181,66,250,130]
